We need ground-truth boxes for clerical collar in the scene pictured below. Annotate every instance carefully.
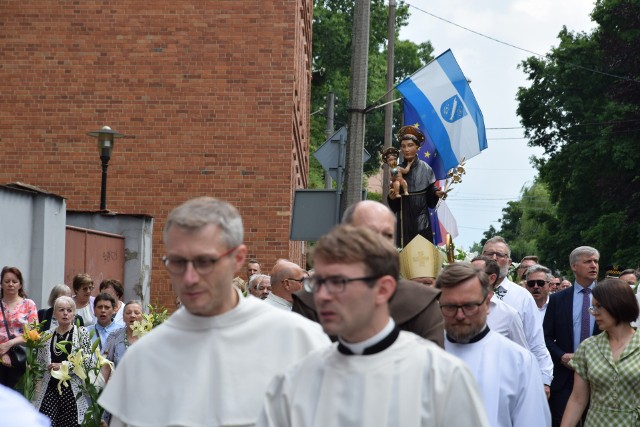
[338,318,398,356]
[446,325,490,344]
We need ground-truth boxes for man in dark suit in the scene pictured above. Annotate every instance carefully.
[543,246,601,427]
[292,200,444,347]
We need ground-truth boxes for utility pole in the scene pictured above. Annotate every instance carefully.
[342,0,371,212]
[382,0,396,204]
[324,92,335,189]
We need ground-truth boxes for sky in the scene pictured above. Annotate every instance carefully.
[398,0,597,250]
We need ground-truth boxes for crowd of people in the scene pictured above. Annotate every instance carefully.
[0,269,146,426]
[2,192,640,426]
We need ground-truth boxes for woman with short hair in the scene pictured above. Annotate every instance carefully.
[38,284,84,331]
[72,273,95,326]
[103,300,144,371]
[561,279,640,426]
[34,296,94,426]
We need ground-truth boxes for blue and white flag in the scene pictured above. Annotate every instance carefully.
[397,49,487,180]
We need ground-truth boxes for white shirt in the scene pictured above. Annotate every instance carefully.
[113,301,125,328]
[258,331,490,427]
[633,294,640,328]
[537,296,550,324]
[496,279,554,385]
[100,292,330,427]
[487,297,528,349]
[76,297,95,326]
[445,330,551,427]
[264,292,292,311]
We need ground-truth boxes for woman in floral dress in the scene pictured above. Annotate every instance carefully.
[561,279,640,426]
[0,266,38,388]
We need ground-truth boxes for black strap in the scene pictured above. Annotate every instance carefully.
[0,300,15,339]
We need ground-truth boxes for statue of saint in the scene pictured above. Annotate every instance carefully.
[387,125,445,247]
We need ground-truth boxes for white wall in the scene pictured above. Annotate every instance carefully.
[0,185,66,308]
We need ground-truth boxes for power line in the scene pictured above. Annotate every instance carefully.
[407,3,640,85]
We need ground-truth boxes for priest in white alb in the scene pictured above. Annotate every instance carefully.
[257,225,489,427]
[99,197,330,427]
[437,262,551,427]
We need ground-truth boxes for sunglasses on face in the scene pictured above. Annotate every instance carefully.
[526,280,548,288]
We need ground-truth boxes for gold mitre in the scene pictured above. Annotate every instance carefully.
[399,235,443,280]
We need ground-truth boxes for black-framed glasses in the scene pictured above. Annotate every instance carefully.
[526,280,548,288]
[162,246,238,275]
[303,275,381,294]
[482,251,509,259]
[438,296,487,317]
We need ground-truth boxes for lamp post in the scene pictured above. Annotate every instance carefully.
[87,126,124,211]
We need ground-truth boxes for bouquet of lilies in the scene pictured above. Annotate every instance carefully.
[19,320,51,401]
[130,304,168,338]
[51,334,114,427]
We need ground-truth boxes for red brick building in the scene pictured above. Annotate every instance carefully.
[0,1,313,307]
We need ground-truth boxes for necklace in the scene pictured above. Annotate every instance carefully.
[52,328,71,357]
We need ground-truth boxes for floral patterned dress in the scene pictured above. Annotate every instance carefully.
[0,298,38,343]
[570,329,640,426]
[0,298,38,387]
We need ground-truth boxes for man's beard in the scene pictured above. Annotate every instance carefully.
[446,319,487,343]
[498,263,509,279]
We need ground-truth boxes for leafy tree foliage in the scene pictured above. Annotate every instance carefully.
[309,0,433,188]
[515,0,640,272]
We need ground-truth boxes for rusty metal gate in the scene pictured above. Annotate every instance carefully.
[65,226,125,295]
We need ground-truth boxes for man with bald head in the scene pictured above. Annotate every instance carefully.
[341,200,395,243]
[265,259,309,311]
[292,200,444,347]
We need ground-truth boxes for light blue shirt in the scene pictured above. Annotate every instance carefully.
[88,322,124,350]
[572,282,596,352]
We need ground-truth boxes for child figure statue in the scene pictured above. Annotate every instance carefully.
[382,147,413,199]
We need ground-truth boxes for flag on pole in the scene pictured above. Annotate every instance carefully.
[428,181,458,246]
[397,49,487,181]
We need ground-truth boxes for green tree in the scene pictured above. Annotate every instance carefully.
[309,0,434,188]
[494,182,558,268]
[516,0,640,271]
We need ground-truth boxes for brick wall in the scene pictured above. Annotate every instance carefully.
[0,0,313,307]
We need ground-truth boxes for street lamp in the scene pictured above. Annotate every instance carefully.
[87,125,124,211]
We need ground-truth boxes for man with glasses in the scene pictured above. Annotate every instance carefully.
[482,236,553,399]
[524,264,552,323]
[265,259,308,311]
[292,200,445,346]
[258,225,488,427]
[100,197,330,427]
[438,262,551,427]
